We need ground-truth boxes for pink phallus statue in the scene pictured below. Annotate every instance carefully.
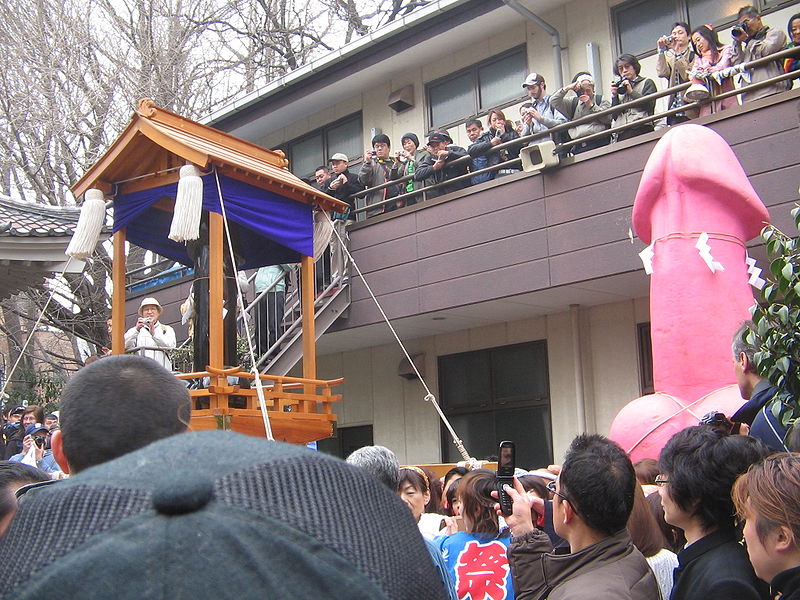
[608,124,770,462]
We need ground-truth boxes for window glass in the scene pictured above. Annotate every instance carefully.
[616,0,677,56]
[492,342,549,403]
[439,351,491,409]
[441,406,552,467]
[290,134,323,178]
[429,72,473,130]
[687,0,740,26]
[478,51,527,110]
[327,118,362,164]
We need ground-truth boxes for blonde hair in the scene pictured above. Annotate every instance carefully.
[732,453,800,545]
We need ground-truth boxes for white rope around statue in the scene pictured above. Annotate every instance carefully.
[212,169,274,441]
[0,257,75,400]
[321,210,472,462]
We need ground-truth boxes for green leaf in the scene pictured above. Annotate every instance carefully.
[771,258,786,280]
[777,356,791,374]
[782,262,795,281]
[778,305,790,325]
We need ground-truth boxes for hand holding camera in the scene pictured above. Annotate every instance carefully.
[731,22,749,41]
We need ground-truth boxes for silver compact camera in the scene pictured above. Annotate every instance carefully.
[144,317,153,324]
[664,34,675,45]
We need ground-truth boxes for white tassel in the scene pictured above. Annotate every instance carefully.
[168,164,203,242]
[66,188,106,259]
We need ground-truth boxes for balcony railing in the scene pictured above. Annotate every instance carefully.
[348,45,800,220]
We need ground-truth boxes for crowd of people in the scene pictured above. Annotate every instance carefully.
[305,5,799,220]
[1,317,800,599]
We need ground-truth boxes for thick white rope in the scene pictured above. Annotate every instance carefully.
[321,210,471,462]
[212,169,274,441]
[0,257,75,400]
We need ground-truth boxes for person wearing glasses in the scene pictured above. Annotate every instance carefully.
[657,426,770,600]
[731,5,789,103]
[498,434,658,600]
[733,453,800,600]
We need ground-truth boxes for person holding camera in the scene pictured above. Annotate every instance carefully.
[656,22,697,125]
[731,5,789,103]
[611,54,657,142]
[358,134,405,216]
[8,424,60,474]
[124,297,176,371]
[550,72,612,155]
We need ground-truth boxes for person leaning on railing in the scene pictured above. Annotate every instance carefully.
[784,13,800,78]
[689,25,738,117]
[610,53,657,142]
[414,131,470,199]
[394,132,431,203]
[358,134,405,216]
[731,5,789,103]
[656,22,697,124]
[550,72,612,155]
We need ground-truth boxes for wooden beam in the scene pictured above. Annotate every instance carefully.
[208,211,225,408]
[301,255,316,390]
[111,229,126,354]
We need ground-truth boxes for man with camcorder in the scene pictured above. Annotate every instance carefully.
[731,5,789,102]
[124,297,176,371]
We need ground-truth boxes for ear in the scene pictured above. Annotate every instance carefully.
[774,525,795,553]
[50,430,71,474]
[563,500,577,525]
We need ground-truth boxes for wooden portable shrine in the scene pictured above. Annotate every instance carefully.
[71,98,349,443]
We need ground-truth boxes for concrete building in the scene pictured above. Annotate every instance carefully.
[134,0,800,466]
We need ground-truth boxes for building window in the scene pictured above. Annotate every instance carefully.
[316,424,373,459]
[637,322,654,395]
[426,47,527,131]
[612,0,794,58]
[438,341,552,467]
[282,114,362,179]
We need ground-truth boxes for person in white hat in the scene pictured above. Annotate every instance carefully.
[124,297,177,370]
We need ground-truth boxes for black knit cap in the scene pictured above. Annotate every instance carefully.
[400,132,419,147]
[371,133,391,147]
[0,430,447,600]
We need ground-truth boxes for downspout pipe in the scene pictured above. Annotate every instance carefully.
[500,0,564,89]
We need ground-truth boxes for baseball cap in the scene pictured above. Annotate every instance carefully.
[0,430,448,600]
[522,72,545,87]
[10,406,25,416]
[330,152,348,162]
[427,131,452,145]
[574,73,594,86]
[23,424,48,436]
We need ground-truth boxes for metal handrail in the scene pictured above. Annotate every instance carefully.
[349,45,800,218]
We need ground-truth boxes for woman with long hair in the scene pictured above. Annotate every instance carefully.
[689,25,738,116]
[627,485,678,600]
[435,469,515,599]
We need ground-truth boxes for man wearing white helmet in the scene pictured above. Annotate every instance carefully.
[124,297,177,370]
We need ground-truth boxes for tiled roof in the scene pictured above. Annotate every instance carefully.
[0,195,81,237]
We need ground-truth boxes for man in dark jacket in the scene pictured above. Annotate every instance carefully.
[730,321,790,452]
[325,153,363,219]
[502,434,659,600]
[414,132,469,199]
[658,426,770,600]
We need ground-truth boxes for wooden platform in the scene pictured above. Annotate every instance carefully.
[177,367,342,445]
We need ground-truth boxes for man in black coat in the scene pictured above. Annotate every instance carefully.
[414,132,469,199]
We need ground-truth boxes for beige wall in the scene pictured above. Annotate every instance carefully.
[315,296,649,465]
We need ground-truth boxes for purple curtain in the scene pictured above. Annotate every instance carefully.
[113,173,313,269]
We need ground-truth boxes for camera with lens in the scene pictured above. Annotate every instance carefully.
[144,317,153,324]
[663,34,675,45]
[612,77,628,94]
[732,22,747,38]
[34,436,46,448]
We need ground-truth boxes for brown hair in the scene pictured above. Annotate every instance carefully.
[423,468,443,513]
[732,453,800,545]
[22,405,45,425]
[487,108,514,132]
[456,469,499,537]
[398,467,429,494]
[627,485,666,557]
[633,458,659,486]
